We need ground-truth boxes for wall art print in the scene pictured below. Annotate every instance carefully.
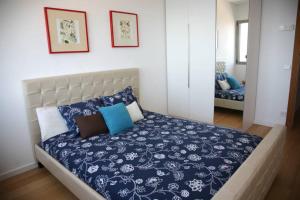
[109,10,139,47]
[44,7,89,53]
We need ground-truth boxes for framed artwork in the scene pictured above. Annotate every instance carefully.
[44,7,89,53]
[109,10,139,47]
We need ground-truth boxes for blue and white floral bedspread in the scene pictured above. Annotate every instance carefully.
[42,111,262,200]
[215,87,245,101]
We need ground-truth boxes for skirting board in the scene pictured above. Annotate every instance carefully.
[0,162,37,181]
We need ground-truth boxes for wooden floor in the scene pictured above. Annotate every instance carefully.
[0,109,299,200]
[214,107,272,138]
[214,107,244,130]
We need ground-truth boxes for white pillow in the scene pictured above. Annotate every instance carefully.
[218,79,231,91]
[126,101,144,122]
[36,107,68,142]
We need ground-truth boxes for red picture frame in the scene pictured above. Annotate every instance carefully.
[44,7,89,54]
[109,10,139,48]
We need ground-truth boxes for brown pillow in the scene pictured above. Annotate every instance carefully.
[75,113,108,139]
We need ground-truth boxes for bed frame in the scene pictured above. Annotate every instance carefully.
[215,62,244,111]
[23,68,286,200]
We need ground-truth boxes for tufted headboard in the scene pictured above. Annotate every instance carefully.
[216,62,226,73]
[23,68,139,146]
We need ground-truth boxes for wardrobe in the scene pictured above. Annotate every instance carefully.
[166,0,216,123]
[166,0,262,130]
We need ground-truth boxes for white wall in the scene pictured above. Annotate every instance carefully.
[216,0,236,75]
[233,1,249,82]
[233,2,249,21]
[255,0,298,126]
[0,0,167,179]
[242,0,262,130]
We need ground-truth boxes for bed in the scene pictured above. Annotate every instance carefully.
[215,62,244,111]
[23,68,286,200]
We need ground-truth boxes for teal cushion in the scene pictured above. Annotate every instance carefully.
[99,103,133,136]
[227,75,241,89]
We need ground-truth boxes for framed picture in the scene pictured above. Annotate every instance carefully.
[109,10,139,47]
[44,7,89,53]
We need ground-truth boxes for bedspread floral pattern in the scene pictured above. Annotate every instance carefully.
[100,86,137,106]
[215,87,245,101]
[58,98,103,133]
[43,111,262,200]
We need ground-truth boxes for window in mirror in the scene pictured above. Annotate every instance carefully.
[236,20,248,64]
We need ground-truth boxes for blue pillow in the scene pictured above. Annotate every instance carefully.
[227,75,242,89]
[58,98,103,133]
[99,103,133,136]
[100,86,138,107]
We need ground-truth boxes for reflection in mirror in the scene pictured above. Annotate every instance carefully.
[214,0,249,129]
[237,20,248,64]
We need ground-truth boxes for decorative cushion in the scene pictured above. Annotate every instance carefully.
[215,80,222,90]
[227,74,242,89]
[99,103,133,136]
[58,98,103,132]
[215,73,228,90]
[36,107,69,142]
[75,113,108,139]
[218,79,231,91]
[215,73,228,81]
[126,101,144,122]
[100,86,138,107]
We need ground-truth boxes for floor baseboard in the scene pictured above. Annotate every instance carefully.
[0,162,37,181]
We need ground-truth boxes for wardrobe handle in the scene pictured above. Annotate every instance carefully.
[187,24,190,89]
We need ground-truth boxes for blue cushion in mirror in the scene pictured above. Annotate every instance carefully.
[227,74,242,89]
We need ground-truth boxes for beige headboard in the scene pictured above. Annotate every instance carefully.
[216,62,226,73]
[23,68,139,146]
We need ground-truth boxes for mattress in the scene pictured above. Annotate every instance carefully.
[215,87,245,101]
[42,111,262,200]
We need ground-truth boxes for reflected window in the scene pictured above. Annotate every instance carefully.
[236,20,248,64]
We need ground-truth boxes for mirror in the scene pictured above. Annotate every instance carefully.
[214,0,249,129]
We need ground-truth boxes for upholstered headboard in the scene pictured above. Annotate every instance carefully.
[23,68,139,146]
[216,62,226,73]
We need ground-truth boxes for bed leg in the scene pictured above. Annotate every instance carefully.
[38,162,44,168]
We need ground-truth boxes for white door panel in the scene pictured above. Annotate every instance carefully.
[189,0,216,123]
[243,0,262,130]
[166,0,216,123]
[166,0,190,118]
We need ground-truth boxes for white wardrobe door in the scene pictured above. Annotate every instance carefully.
[189,0,216,123]
[243,0,262,130]
[166,0,190,118]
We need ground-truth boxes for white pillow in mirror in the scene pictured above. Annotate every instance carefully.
[218,79,231,91]
[126,101,144,122]
[36,107,68,142]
